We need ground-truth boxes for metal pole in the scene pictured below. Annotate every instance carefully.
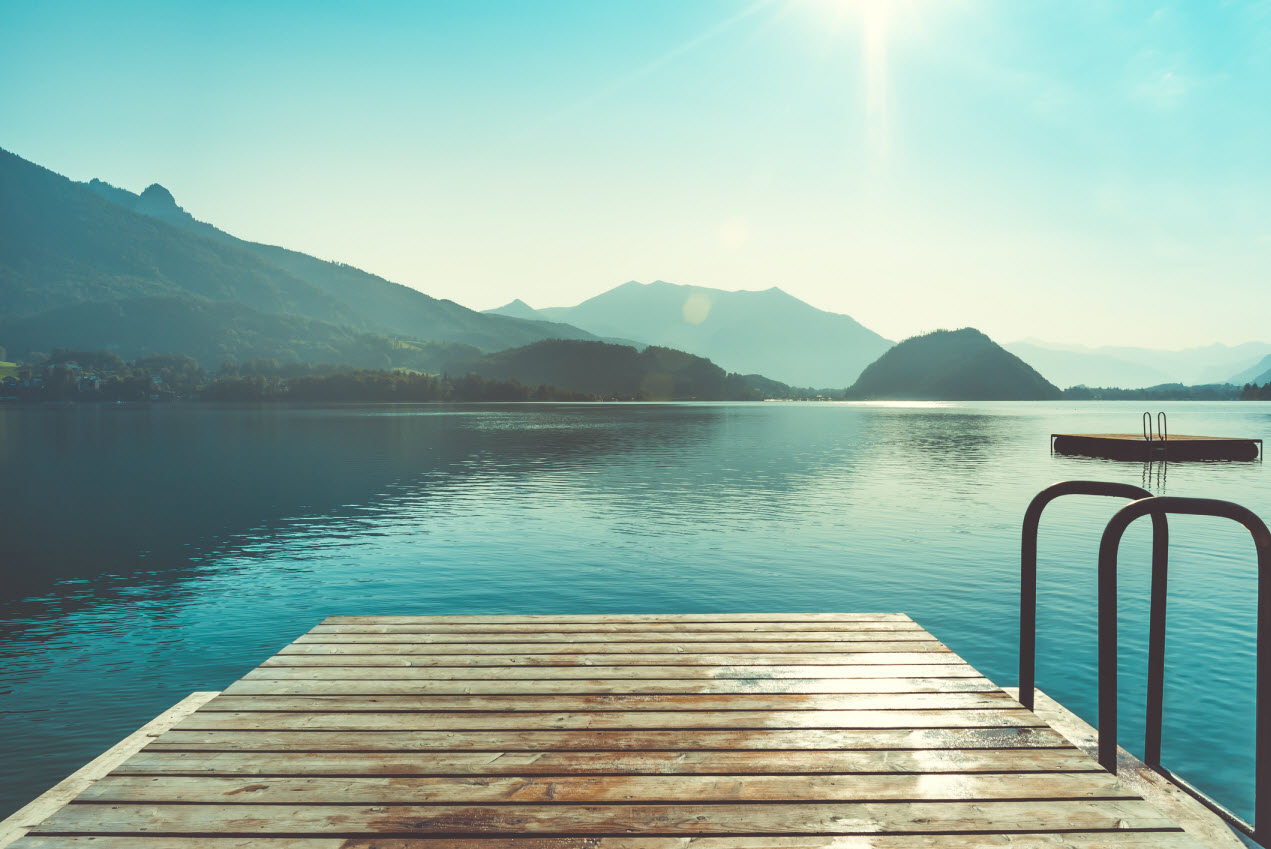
[1020,481,1155,713]
[1145,514,1170,767]
[1096,496,1270,841]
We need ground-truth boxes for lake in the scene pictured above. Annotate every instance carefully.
[1,400,1268,820]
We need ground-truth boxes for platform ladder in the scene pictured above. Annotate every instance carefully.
[1020,480,1270,845]
[1143,411,1169,456]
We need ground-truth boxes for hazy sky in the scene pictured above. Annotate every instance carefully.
[3,0,1269,347]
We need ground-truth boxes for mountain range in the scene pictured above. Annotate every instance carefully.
[5,145,1270,397]
[1004,340,1271,388]
[487,280,892,388]
[0,148,600,368]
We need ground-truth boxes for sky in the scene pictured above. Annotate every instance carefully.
[2,0,1269,348]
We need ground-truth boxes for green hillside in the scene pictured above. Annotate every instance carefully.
[0,295,478,372]
[446,339,791,400]
[0,147,607,366]
[847,328,1062,400]
[0,149,363,328]
[83,176,597,350]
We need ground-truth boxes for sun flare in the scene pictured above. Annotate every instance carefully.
[804,0,912,157]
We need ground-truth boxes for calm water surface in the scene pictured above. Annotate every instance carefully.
[1,401,1268,819]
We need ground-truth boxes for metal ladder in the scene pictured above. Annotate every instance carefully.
[1020,481,1270,844]
[1142,411,1168,454]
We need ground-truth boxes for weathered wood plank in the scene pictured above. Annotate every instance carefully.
[260,652,961,666]
[294,631,940,644]
[8,833,1211,848]
[144,726,1071,751]
[310,622,930,634]
[29,799,1179,835]
[279,642,951,656]
[79,772,1138,804]
[202,692,1018,712]
[322,614,913,624]
[253,660,976,674]
[3,613,1222,848]
[113,748,1108,777]
[174,709,1045,732]
[227,676,998,695]
[1005,687,1246,849]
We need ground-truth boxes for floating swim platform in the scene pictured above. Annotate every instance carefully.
[1052,433,1262,461]
[0,612,1242,848]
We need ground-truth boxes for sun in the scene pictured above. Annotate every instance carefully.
[804,0,909,31]
[801,0,915,157]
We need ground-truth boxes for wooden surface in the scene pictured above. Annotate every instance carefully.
[1052,434,1253,443]
[1004,688,1244,849]
[12,613,1213,847]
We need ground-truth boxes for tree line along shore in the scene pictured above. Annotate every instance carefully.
[1,346,1264,405]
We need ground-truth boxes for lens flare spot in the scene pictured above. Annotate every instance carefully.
[682,293,712,325]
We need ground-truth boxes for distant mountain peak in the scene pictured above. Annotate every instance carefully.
[483,298,545,321]
[139,183,177,208]
[848,327,1060,400]
[531,278,892,388]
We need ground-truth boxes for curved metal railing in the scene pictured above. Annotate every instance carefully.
[1019,481,1165,711]
[1095,495,1269,843]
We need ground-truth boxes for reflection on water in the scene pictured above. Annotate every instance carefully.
[1141,459,1169,493]
[1,400,1269,820]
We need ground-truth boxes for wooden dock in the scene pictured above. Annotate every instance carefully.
[2,613,1241,847]
[1052,433,1262,461]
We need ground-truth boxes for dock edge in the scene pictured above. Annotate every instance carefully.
[1005,687,1249,849]
[0,691,220,848]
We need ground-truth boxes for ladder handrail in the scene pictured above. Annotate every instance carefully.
[1143,411,1154,442]
[1096,495,1271,844]
[1019,481,1166,711]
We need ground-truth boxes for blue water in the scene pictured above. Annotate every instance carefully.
[1,401,1267,820]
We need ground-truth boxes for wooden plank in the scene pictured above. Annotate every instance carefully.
[1005,687,1245,849]
[173,709,1045,732]
[260,652,960,666]
[322,614,914,624]
[144,726,1072,751]
[310,622,930,634]
[227,676,998,695]
[0,692,218,849]
[28,799,1180,835]
[8,834,1213,848]
[78,772,1139,804]
[113,748,1109,777]
[253,661,977,675]
[278,642,951,655]
[202,692,1019,712]
[294,631,940,644]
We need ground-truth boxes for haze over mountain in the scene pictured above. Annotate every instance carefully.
[850,328,1062,401]
[1006,339,1271,389]
[80,169,597,350]
[1229,354,1271,386]
[487,280,892,389]
[0,148,599,367]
